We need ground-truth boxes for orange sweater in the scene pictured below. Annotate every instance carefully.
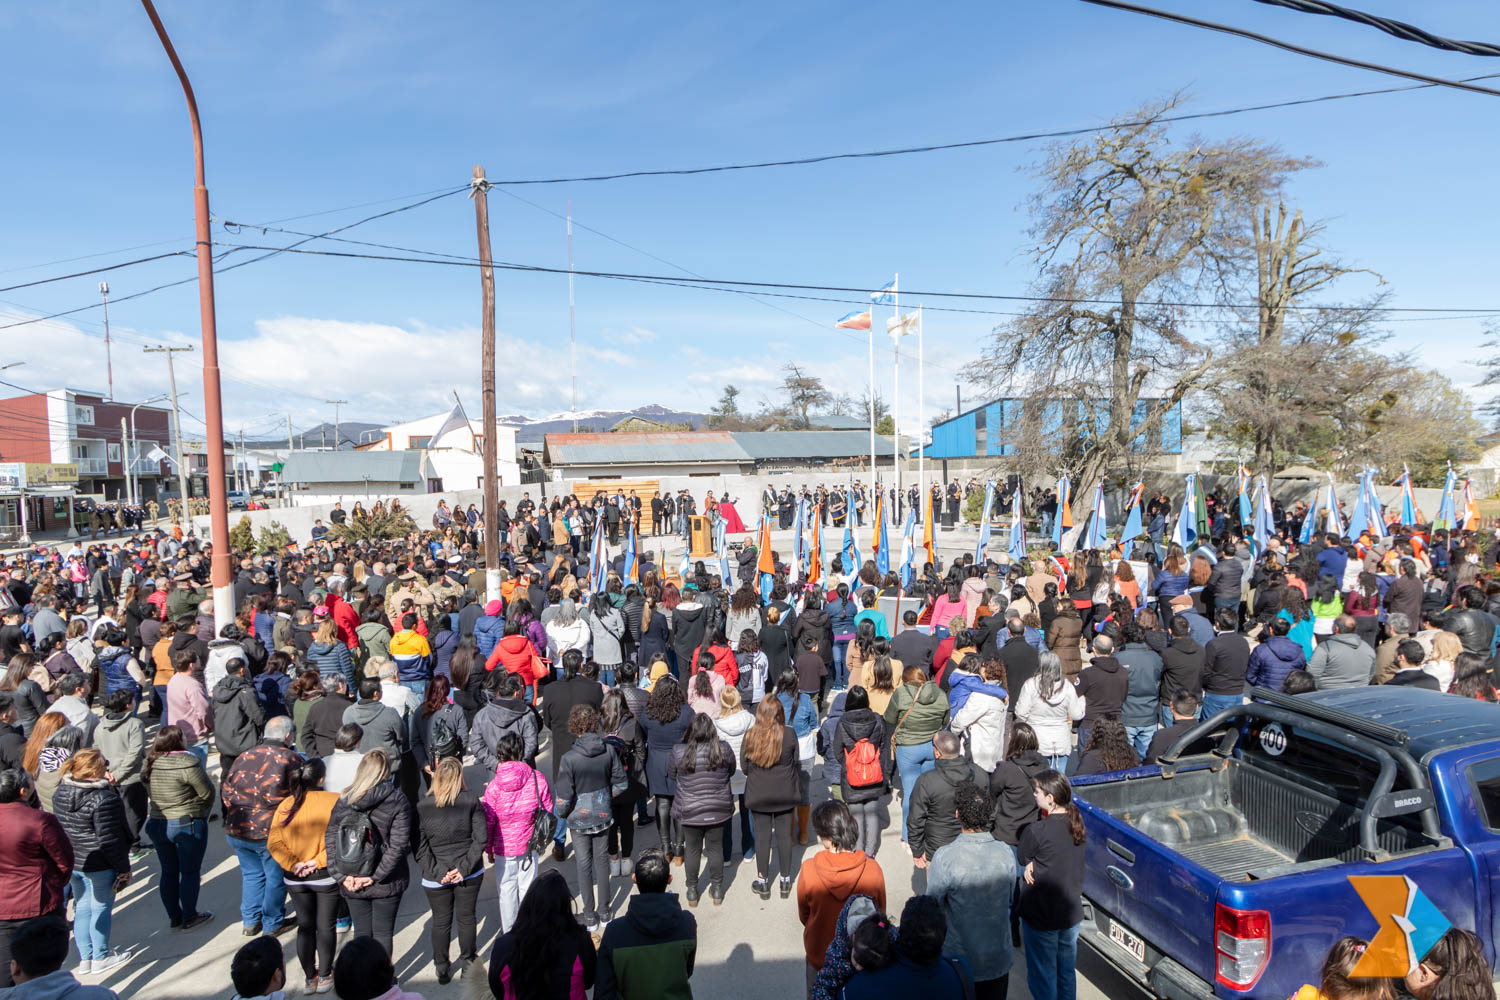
[796,849,886,968]
[152,638,175,687]
[266,790,339,873]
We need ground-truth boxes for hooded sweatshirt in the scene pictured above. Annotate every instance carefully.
[797,850,887,968]
[94,710,145,787]
[481,759,552,858]
[595,891,697,1000]
[342,698,406,761]
[470,694,540,769]
[1246,635,1306,693]
[212,673,265,757]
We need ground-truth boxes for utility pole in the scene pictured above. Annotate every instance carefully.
[121,418,133,504]
[325,400,347,451]
[237,428,246,492]
[285,414,295,507]
[144,345,194,516]
[472,165,501,603]
[141,0,232,637]
[99,283,114,401]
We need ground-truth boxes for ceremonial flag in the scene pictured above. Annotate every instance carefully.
[1462,479,1480,530]
[1252,476,1273,558]
[974,480,996,563]
[887,312,918,338]
[808,505,823,586]
[1083,481,1108,550]
[1195,479,1210,543]
[874,494,890,576]
[1347,472,1370,539]
[757,515,775,602]
[1007,488,1027,564]
[622,513,638,584]
[1323,475,1345,537]
[1047,554,1068,589]
[871,280,896,306]
[899,507,917,590]
[587,521,607,595]
[1120,481,1145,543]
[1051,475,1072,549]
[1399,465,1418,527]
[835,310,872,331]
[792,498,807,578]
[1366,471,1388,539]
[842,486,861,570]
[1237,466,1252,527]
[1172,474,1198,550]
[715,517,731,584]
[1299,485,1319,545]
[1433,465,1458,530]
[922,487,936,568]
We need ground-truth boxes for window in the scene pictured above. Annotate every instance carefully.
[974,407,986,455]
[398,483,415,490]
[74,405,94,426]
[107,443,121,463]
[1468,758,1500,830]
[407,436,431,449]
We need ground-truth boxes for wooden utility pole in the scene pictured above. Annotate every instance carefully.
[325,399,348,451]
[473,165,501,603]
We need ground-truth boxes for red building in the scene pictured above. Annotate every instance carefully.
[0,388,175,501]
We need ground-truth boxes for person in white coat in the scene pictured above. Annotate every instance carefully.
[714,687,757,861]
[1013,650,1084,770]
[949,658,1009,772]
[544,599,592,662]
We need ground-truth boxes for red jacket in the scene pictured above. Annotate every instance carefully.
[486,634,548,683]
[0,801,73,920]
[326,593,359,650]
[691,643,739,687]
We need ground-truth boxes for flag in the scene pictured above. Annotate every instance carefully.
[875,494,890,576]
[1051,475,1072,549]
[1348,473,1370,540]
[808,504,823,587]
[922,487,935,568]
[1007,488,1027,563]
[1462,479,1480,530]
[871,279,896,306]
[887,312,918,338]
[1366,472,1388,539]
[1322,474,1345,537]
[1237,466,1252,527]
[835,310,872,331]
[757,515,776,602]
[588,521,608,595]
[1252,476,1273,558]
[974,480,996,563]
[792,498,807,578]
[1399,465,1418,527]
[1120,481,1145,543]
[145,445,170,464]
[1172,475,1198,550]
[1084,481,1107,550]
[622,513,638,584]
[429,402,471,450]
[715,517,731,584]
[1433,465,1457,530]
[899,507,917,590]
[1299,484,1319,545]
[1194,480,1210,544]
[842,486,861,570]
[1047,554,1068,589]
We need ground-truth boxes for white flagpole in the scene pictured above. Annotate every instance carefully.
[917,305,924,521]
[867,321,875,481]
[892,273,900,525]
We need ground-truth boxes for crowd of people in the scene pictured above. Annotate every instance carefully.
[0,479,1497,1000]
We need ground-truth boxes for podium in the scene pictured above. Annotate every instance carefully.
[689,515,715,558]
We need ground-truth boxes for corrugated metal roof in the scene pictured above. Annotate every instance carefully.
[733,430,896,460]
[544,433,750,466]
[281,450,425,484]
[808,414,869,430]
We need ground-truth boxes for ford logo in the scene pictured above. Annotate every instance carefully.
[1107,866,1135,891]
[1294,810,1348,842]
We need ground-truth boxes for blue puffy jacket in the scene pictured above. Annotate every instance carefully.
[474,614,506,659]
[1245,635,1305,693]
[307,640,356,692]
[431,628,458,679]
[97,646,140,696]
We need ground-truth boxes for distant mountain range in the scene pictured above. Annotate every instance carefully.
[497,404,709,440]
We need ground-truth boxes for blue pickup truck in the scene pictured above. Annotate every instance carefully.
[1071,686,1500,999]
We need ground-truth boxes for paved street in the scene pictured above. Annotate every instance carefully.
[90,743,1144,1000]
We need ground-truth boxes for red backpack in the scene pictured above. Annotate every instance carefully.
[844,738,884,788]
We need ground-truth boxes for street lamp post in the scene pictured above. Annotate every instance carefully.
[128,396,167,506]
[140,0,233,637]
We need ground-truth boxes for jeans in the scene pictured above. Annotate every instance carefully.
[752,810,795,881]
[1125,725,1156,761]
[154,684,169,724]
[682,824,724,894]
[1200,692,1242,721]
[608,801,636,860]
[401,679,428,702]
[553,803,569,847]
[832,641,849,687]
[894,742,937,841]
[424,875,483,976]
[145,816,208,924]
[346,896,399,958]
[600,666,617,687]
[496,854,536,933]
[573,830,612,924]
[847,798,883,858]
[70,869,117,962]
[1022,920,1081,1000]
[225,836,286,930]
[286,882,340,980]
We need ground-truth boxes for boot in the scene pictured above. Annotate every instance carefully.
[795,806,811,845]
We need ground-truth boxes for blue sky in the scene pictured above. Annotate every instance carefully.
[2,0,1496,440]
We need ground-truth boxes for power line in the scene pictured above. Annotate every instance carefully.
[1076,0,1500,97]
[0,251,189,294]
[206,241,1500,315]
[1245,0,1500,57]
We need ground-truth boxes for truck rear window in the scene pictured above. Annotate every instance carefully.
[1240,720,1410,805]
[1468,757,1500,830]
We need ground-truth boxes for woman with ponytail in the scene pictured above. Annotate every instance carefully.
[267,757,339,994]
[1017,769,1086,1000]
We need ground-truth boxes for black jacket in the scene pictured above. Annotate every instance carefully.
[302,692,353,759]
[668,742,736,827]
[492,922,597,1000]
[604,715,647,804]
[1202,633,1251,696]
[595,892,695,1000]
[1075,656,1127,726]
[792,608,834,666]
[1445,609,1499,656]
[413,792,487,882]
[1386,668,1441,691]
[0,721,25,773]
[990,749,1048,845]
[907,755,987,860]
[1159,637,1205,703]
[891,628,936,671]
[670,605,709,669]
[52,777,130,874]
[325,780,413,898]
[1206,557,1243,607]
[759,623,792,677]
[212,673,264,757]
[996,636,1041,699]
[556,732,629,834]
[542,677,605,779]
[743,726,800,814]
[737,548,758,585]
[830,708,889,804]
[642,705,695,797]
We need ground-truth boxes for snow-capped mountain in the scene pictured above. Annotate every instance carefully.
[497,404,709,439]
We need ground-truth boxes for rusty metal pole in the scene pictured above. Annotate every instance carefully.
[140,0,232,636]
[472,166,502,604]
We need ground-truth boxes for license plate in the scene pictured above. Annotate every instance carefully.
[1109,919,1146,962]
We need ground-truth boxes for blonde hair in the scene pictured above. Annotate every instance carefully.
[1432,630,1462,662]
[315,619,338,645]
[341,748,390,804]
[63,747,107,781]
[430,757,463,808]
[719,686,743,715]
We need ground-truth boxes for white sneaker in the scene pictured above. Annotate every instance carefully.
[90,951,131,976]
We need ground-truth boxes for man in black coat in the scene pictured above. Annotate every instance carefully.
[892,611,936,669]
[651,492,665,536]
[1158,616,1205,728]
[542,651,606,861]
[906,731,986,863]
[1074,634,1128,754]
[996,618,1041,700]
[1201,609,1250,718]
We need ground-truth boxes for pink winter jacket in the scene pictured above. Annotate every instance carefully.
[482,760,552,858]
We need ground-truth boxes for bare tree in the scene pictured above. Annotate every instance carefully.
[1477,321,1500,428]
[781,364,832,429]
[973,96,1312,517]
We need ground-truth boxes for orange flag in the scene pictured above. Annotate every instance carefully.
[922,489,935,568]
[756,516,775,575]
[808,504,822,586]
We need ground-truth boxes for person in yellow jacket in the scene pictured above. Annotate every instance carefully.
[1288,936,1391,1000]
[267,757,341,995]
[389,614,434,700]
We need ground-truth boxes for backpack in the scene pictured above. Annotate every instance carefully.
[334,807,381,878]
[523,768,556,866]
[844,737,884,788]
[429,710,463,763]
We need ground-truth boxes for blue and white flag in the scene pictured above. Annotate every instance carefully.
[792,498,807,577]
[1434,465,1457,530]
[1172,474,1198,550]
[587,521,608,595]
[1399,465,1418,527]
[1120,481,1145,543]
[1083,481,1108,550]
[899,508,917,591]
[1050,474,1071,549]
[678,539,692,580]
[715,517,731,584]
[875,506,890,576]
[622,513,638,583]
[1007,488,1027,563]
[1325,474,1345,537]
[842,485,861,570]
[974,480,996,563]
[1251,476,1273,558]
[870,279,896,306]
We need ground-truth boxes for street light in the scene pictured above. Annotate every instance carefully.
[127,395,169,505]
[0,362,24,372]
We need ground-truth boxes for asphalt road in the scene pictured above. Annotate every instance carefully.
[88,741,1148,1000]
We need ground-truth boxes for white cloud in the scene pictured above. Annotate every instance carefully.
[617,326,657,345]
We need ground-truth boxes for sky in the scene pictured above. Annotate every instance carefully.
[2,0,1498,443]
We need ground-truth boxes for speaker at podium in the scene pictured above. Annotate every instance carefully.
[689,515,715,558]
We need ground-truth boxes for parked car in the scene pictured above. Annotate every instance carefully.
[226,490,250,510]
[1072,686,1500,999]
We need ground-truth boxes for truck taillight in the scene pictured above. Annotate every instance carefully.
[1214,903,1271,989]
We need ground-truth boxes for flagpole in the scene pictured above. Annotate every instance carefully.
[892,273,900,524]
[867,322,875,481]
[917,305,924,522]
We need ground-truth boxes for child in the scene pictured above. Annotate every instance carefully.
[230,936,286,1000]
[1290,936,1392,1000]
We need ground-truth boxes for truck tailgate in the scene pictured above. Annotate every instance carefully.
[1079,797,1221,993]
